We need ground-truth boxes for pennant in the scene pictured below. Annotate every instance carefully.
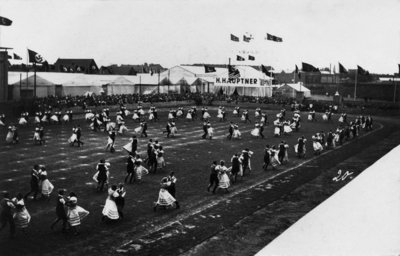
[243,35,252,42]
[204,65,216,73]
[295,65,301,79]
[228,65,240,78]
[13,53,22,60]
[0,16,12,26]
[237,55,245,61]
[302,62,319,72]
[248,55,255,61]
[338,62,348,74]
[28,49,45,63]
[261,65,271,75]
[230,34,239,42]
[357,65,369,76]
[265,33,283,42]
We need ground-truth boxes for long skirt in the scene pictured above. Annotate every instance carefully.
[156,188,176,206]
[271,155,281,167]
[119,125,128,134]
[171,127,178,136]
[14,208,31,229]
[284,125,292,134]
[308,114,312,121]
[106,122,116,131]
[19,118,27,125]
[168,113,174,120]
[322,114,328,121]
[33,132,41,141]
[186,113,192,120]
[313,141,323,152]
[149,113,154,120]
[203,112,211,119]
[207,128,214,138]
[63,114,70,122]
[274,127,281,136]
[132,113,139,120]
[157,156,165,166]
[251,128,260,137]
[67,206,89,226]
[50,115,58,122]
[134,126,142,133]
[34,116,41,124]
[68,133,77,143]
[218,173,230,188]
[42,179,54,196]
[85,113,94,120]
[6,131,13,143]
[102,198,119,220]
[232,130,241,139]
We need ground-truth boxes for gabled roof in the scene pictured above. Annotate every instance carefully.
[54,58,98,72]
[281,83,310,92]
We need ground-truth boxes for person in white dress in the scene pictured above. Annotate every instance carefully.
[186,109,193,121]
[207,123,214,140]
[134,160,149,182]
[5,126,14,143]
[156,146,166,170]
[217,161,231,193]
[312,134,324,155]
[33,127,41,144]
[118,121,128,135]
[283,121,293,134]
[66,193,89,236]
[251,123,261,137]
[273,119,281,137]
[18,113,28,126]
[0,114,5,126]
[132,110,140,121]
[102,185,120,221]
[154,177,180,211]
[269,146,281,170]
[203,108,211,120]
[170,122,178,137]
[12,193,31,233]
[39,166,54,199]
[232,124,241,139]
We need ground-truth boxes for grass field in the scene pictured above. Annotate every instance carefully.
[0,105,360,255]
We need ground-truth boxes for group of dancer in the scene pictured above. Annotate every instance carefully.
[0,103,375,238]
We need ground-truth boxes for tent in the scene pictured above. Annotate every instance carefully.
[275,83,311,98]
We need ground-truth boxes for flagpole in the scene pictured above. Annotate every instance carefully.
[354,68,358,100]
[158,71,160,94]
[393,74,397,103]
[33,62,37,98]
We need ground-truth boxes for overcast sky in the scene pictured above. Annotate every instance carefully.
[1,0,399,73]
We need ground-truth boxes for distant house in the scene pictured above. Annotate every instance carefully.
[54,58,99,74]
[275,83,311,98]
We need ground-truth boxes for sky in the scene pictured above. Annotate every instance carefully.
[1,0,399,73]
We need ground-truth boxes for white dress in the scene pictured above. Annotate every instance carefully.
[132,113,139,120]
[313,141,323,152]
[274,127,281,136]
[102,190,119,220]
[203,112,211,119]
[218,167,231,189]
[186,112,192,120]
[168,113,174,119]
[207,127,214,138]
[19,117,27,125]
[85,112,94,120]
[50,115,58,122]
[119,124,128,134]
[106,122,116,131]
[322,114,328,121]
[171,126,178,136]
[232,129,241,139]
[68,133,77,143]
[233,109,238,115]
[67,205,89,226]
[134,126,142,133]
[177,110,183,117]
[156,187,176,206]
[251,127,260,137]
[283,124,292,133]
[33,131,41,141]
[149,113,154,120]
[6,131,13,143]
[63,114,70,122]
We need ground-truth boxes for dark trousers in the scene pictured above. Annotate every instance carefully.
[207,174,219,193]
[202,131,208,139]
[141,131,148,137]
[228,132,233,140]
[0,214,15,236]
[51,216,67,231]
[97,180,107,191]
[25,184,39,200]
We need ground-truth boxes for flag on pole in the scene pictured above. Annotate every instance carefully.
[261,64,269,75]
[302,62,320,72]
[228,65,240,78]
[265,33,283,42]
[243,35,252,42]
[13,53,22,60]
[295,65,301,79]
[204,65,216,73]
[338,62,348,74]
[248,55,255,61]
[357,65,369,76]
[236,55,245,61]
[230,34,239,42]
[0,16,12,26]
[28,49,45,63]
